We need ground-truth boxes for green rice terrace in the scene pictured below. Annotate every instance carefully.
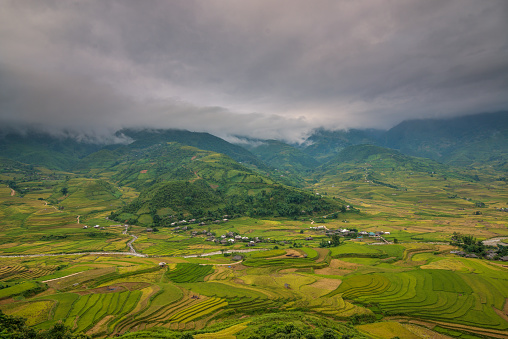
[0,132,508,339]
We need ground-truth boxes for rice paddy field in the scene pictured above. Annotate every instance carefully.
[0,165,507,338]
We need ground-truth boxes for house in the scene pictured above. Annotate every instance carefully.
[146,228,153,232]
[232,255,243,261]
[94,225,100,228]
[486,252,497,260]
[247,242,256,247]
[465,253,479,258]
[305,237,313,241]
[499,256,508,262]
[83,225,88,229]
[158,262,167,267]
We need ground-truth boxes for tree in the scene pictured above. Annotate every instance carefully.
[321,329,337,339]
[393,238,399,244]
[61,187,68,195]
[0,311,90,339]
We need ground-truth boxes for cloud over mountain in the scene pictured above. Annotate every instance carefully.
[1,0,507,143]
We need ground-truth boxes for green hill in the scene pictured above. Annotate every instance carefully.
[315,144,478,190]
[299,128,384,163]
[0,130,103,170]
[243,140,319,174]
[120,128,268,170]
[106,143,345,225]
[300,112,508,171]
[383,111,508,170]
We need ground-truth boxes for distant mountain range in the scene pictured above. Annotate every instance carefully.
[294,111,508,170]
[1,111,505,226]
[1,111,506,174]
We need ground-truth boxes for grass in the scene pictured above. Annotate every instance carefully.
[0,281,39,299]
[165,264,214,283]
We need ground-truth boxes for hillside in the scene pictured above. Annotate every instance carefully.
[383,111,508,170]
[299,112,508,171]
[315,144,479,191]
[107,143,345,225]
[243,140,319,173]
[298,128,384,163]
[0,130,103,170]
[120,128,269,170]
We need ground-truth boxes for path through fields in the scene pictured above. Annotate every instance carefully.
[42,271,84,283]
[123,225,139,254]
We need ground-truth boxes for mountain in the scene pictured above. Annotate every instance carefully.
[382,111,508,169]
[0,128,269,172]
[0,130,103,170]
[119,129,268,170]
[298,112,508,171]
[299,128,384,163]
[242,140,319,174]
[105,142,345,225]
[315,144,478,190]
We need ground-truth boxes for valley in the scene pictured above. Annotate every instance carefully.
[0,114,507,339]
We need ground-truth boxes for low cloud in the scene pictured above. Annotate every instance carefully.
[1,0,507,143]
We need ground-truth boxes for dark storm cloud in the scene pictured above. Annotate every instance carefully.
[1,0,507,142]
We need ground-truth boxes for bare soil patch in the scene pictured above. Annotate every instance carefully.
[309,278,342,290]
[314,267,352,276]
[87,315,114,335]
[271,249,305,259]
[315,248,329,262]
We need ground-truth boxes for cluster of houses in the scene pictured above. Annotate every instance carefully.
[197,230,263,247]
[310,226,390,239]
[82,224,105,230]
[170,218,229,227]
[170,219,198,226]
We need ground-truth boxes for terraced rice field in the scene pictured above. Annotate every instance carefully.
[166,263,214,283]
[335,269,508,330]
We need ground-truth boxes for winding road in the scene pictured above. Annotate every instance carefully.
[123,225,139,254]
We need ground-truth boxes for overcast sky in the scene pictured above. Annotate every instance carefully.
[1,0,507,143]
